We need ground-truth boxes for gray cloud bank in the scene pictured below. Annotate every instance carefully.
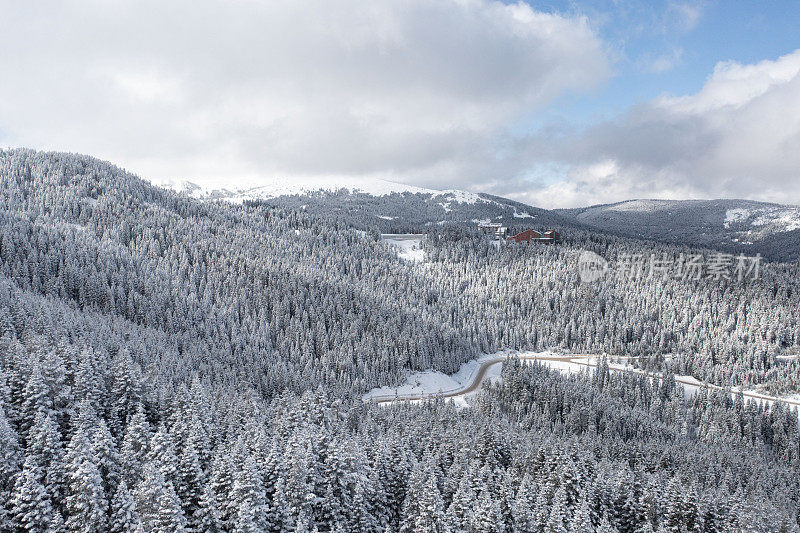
[0,0,607,190]
[513,50,800,208]
[3,1,798,209]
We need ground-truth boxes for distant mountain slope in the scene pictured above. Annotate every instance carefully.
[174,180,578,234]
[169,181,800,261]
[558,199,800,262]
[171,176,439,201]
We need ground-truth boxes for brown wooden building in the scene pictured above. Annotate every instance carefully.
[506,228,560,244]
[506,229,541,243]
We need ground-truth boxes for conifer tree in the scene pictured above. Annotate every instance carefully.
[121,404,151,485]
[93,418,122,501]
[26,410,66,514]
[109,481,143,533]
[176,433,204,522]
[232,455,268,533]
[195,482,224,533]
[444,473,474,532]
[135,464,187,533]
[0,402,22,528]
[471,487,502,533]
[10,455,61,533]
[400,458,446,533]
[63,428,107,533]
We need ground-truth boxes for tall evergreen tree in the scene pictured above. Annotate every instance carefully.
[400,458,446,533]
[63,428,107,533]
[109,481,143,533]
[10,455,62,533]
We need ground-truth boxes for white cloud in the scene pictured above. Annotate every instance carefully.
[648,47,684,73]
[521,49,800,208]
[666,2,704,32]
[657,52,800,112]
[113,71,184,104]
[0,0,609,189]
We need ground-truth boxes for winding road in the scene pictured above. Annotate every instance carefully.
[368,353,800,408]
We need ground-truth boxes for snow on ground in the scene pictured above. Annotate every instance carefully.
[607,199,673,212]
[723,206,800,232]
[724,208,752,228]
[364,350,571,408]
[363,351,622,407]
[752,208,800,231]
[436,190,483,205]
[675,375,704,398]
[575,200,672,222]
[163,177,439,202]
[534,359,586,375]
[513,210,533,218]
[365,349,800,413]
[380,234,425,263]
[165,178,503,209]
[363,352,506,403]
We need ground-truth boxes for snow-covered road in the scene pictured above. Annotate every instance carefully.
[364,351,800,410]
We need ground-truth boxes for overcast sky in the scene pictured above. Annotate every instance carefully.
[2,0,800,208]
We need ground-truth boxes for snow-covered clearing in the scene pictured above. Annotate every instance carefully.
[724,208,752,228]
[724,206,800,231]
[363,351,520,408]
[752,208,800,231]
[436,189,483,204]
[380,234,425,263]
[364,350,593,407]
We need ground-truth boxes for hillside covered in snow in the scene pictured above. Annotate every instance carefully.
[2,149,800,531]
[170,179,576,236]
[558,199,800,262]
[170,180,800,262]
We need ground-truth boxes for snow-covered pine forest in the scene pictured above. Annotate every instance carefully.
[1,148,799,531]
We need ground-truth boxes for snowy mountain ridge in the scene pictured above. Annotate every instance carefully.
[162,176,566,233]
[559,198,800,262]
[574,198,800,234]
[166,177,487,206]
[166,178,800,261]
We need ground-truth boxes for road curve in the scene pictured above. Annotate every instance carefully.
[369,354,594,404]
[368,353,800,408]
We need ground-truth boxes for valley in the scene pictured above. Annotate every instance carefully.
[0,149,798,532]
[5,2,800,530]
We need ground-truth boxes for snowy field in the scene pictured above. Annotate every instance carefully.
[380,234,426,263]
[363,351,518,407]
